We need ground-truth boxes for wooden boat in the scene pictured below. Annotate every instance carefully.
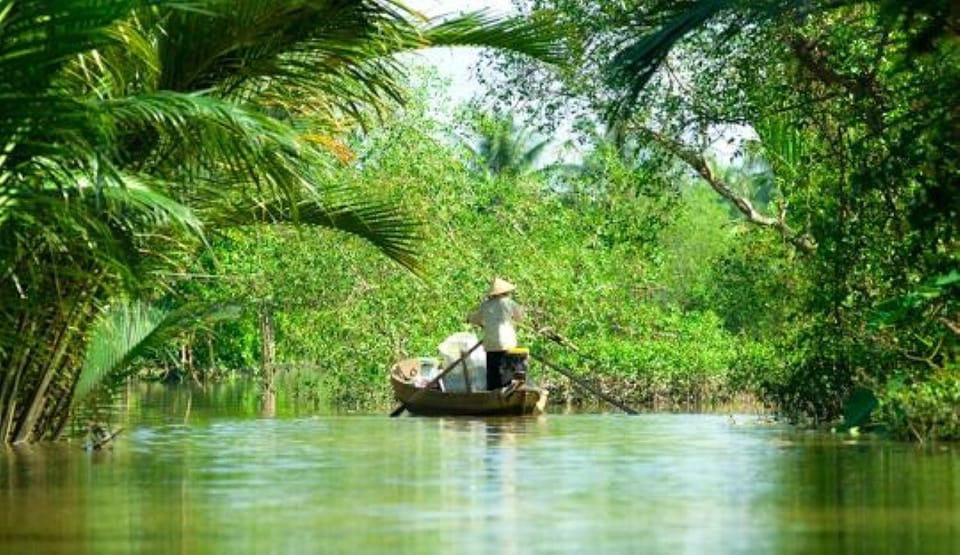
[390,358,548,416]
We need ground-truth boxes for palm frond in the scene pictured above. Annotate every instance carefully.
[421,10,566,65]
[137,2,564,128]
[89,172,205,237]
[752,115,808,182]
[465,113,552,177]
[521,137,552,172]
[0,0,139,95]
[75,299,240,402]
[6,159,203,235]
[606,0,739,123]
[603,0,952,123]
[105,91,330,214]
[216,196,423,275]
[152,1,416,94]
[102,90,423,272]
[64,12,165,97]
[0,95,114,174]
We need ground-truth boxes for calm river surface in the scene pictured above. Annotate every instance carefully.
[1,382,958,554]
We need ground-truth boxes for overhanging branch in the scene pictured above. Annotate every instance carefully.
[649,131,816,253]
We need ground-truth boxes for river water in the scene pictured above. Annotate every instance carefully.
[1,382,958,554]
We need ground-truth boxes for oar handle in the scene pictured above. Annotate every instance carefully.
[425,340,483,388]
[389,341,483,417]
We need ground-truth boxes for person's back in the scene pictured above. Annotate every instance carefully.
[467,277,524,390]
[471,296,523,351]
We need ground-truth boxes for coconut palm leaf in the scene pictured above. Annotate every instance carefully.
[74,299,240,402]
[0,0,139,94]
[751,115,808,184]
[105,91,316,180]
[214,195,422,275]
[101,91,423,271]
[152,1,412,95]
[0,165,206,304]
[606,0,732,122]
[0,2,202,167]
[138,2,564,125]
[464,114,553,177]
[2,167,171,237]
[521,137,553,170]
[421,10,566,64]
[64,15,164,97]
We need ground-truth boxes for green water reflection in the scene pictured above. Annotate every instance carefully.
[1,383,958,554]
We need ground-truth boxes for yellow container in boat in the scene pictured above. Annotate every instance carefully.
[507,347,529,356]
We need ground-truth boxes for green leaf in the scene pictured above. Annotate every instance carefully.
[75,300,240,402]
[934,270,960,287]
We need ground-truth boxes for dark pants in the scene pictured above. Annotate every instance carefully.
[486,351,506,390]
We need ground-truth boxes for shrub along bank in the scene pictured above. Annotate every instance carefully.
[169,108,773,412]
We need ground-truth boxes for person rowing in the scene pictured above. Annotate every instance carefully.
[467,277,525,390]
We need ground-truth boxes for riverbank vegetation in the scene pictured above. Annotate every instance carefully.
[1,1,956,443]
[163,92,773,414]
[479,0,959,440]
[0,0,560,443]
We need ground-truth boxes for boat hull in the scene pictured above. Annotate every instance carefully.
[390,375,548,416]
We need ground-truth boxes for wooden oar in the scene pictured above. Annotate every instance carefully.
[528,325,639,414]
[531,353,639,415]
[389,341,483,417]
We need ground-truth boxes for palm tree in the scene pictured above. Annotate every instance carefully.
[0,0,563,443]
[464,113,553,177]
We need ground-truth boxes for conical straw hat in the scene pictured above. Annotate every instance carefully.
[488,277,516,296]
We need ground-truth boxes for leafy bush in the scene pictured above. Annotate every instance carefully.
[163,95,771,411]
[876,367,960,442]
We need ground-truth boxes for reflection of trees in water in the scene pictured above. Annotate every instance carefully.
[1,445,85,544]
[116,381,267,426]
[770,437,960,553]
[483,419,521,555]
[485,418,552,554]
[0,440,194,552]
[434,417,548,553]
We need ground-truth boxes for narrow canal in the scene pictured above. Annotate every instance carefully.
[1,383,957,553]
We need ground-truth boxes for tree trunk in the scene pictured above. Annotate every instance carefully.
[207,333,217,375]
[13,295,90,443]
[52,360,85,441]
[259,304,277,395]
[647,130,816,253]
[0,319,36,443]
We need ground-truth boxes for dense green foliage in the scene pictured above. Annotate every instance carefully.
[0,0,561,443]
[481,0,959,438]
[2,0,956,443]
[168,91,771,411]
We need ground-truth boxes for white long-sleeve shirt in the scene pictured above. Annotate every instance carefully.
[468,296,524,351]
